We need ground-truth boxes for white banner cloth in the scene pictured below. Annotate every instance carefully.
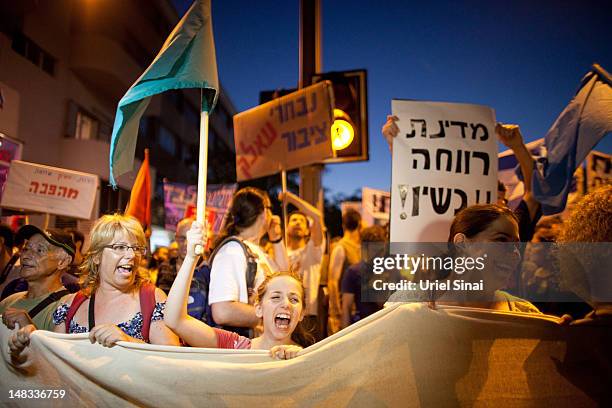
[1,304,609,407]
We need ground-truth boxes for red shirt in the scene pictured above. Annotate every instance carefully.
[213,328,252,349]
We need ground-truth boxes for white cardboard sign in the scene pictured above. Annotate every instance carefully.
[362,187,390,226]
[1,160,99,219]
[391,100,497,242]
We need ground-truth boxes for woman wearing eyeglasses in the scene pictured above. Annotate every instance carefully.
[12,214,181,349]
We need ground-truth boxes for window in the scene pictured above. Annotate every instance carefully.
[165,90,184,113]
[75,111,99,140]
[185,104,198,129]
[98,122,112,143]
[158,126,177,156]
[181,144,191,162]
[66,101,112,142]
[54,216,77,229]
[11,32,56,76]
[100,182,130,215]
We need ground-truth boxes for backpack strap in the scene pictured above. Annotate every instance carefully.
[65,291,89,333]
[209,237,258,290]
[139,282,157,343]
[28,289,70,319]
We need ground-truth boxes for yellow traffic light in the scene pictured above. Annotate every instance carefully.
[331,109,354,151]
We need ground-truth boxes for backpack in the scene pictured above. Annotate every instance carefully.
[186,237,258,337]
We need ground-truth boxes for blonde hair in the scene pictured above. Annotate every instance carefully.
[80,214,147,294]
[559,185,612,243]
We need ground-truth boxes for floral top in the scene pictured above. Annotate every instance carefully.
[53,302,166,341]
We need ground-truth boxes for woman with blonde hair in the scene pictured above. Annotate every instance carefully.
[9,214,179,356]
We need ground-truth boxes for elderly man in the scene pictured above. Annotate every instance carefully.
[0,226,75,331]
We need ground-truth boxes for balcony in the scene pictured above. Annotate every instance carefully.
[70,34,141,104]
[59,138,149,191]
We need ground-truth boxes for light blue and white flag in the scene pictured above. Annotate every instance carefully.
[109,0,218,187]
[532,64,612,214]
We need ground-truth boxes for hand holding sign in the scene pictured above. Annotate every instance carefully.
[382,115,400,151]
[496,123,525,150]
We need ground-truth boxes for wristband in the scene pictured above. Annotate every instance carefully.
[269,237,283,244]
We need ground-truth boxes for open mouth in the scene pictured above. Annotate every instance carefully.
[116,264,134,276]
[274,313,291,330]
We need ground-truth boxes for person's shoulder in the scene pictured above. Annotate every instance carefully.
[217,239,247,255]
[0,291,26,308]
[153,286,168,301]
[59,292,79,306]
[331,242,346,256]
[345,262,363,276]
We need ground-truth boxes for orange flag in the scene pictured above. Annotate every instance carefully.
[125,149,151,229]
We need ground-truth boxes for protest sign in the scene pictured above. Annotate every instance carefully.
[587,150,611,190]
[234,81,334,181]
[163,182,236,233]
[391,100,497,242]
[0,132,23,201]
[1,160,98,219]
[362,187,390,226]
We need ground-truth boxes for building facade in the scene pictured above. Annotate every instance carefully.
[0,0,236,232]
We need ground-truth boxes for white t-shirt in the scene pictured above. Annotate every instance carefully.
[208,240,276,305]
[287,239,324,316]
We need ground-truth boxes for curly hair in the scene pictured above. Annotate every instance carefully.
[255,270,315,347]
[80,214,147,294]
[559,185,612,243]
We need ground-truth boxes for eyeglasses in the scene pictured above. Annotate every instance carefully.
[104,244,147,256]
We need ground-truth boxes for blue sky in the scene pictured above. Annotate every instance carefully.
[176,0,611,197]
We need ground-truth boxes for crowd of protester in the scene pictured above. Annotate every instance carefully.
[2,119,611,366]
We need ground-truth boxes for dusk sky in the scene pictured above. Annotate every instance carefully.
[176,0,611,198]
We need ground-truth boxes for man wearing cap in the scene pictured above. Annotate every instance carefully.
[0,226,75,331]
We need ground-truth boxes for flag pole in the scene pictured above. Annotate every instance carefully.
[195,91,209,255]
[281,169,288,244]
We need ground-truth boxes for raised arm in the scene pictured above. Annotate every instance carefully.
[496,123,539,218]
[267,214,289,271]
[382,115,399,152]
[280,191,324,246]
[164,222,217,347]
[328,244,346,319]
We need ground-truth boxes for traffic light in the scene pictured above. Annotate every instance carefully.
[311,69,368,163]
[259,88,297,105]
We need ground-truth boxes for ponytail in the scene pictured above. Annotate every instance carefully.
[210,187,269,253]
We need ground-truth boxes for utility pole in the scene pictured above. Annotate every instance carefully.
[298,0,324,212]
